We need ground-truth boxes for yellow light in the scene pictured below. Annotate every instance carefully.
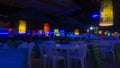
[74,29,79,35]
[99,22,113,26]
[19,20,26,34]
[99,0,113,26]
[99,30,102,34]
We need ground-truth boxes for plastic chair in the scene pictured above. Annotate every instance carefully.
[69,41,85,45]
[47,44,66,68]
[99,40,115,60]
[39,41,66,68]
[19,42,35,68]
[70,44,87,68]
[69,41,81,45]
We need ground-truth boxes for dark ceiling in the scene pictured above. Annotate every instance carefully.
[0,0,119,32]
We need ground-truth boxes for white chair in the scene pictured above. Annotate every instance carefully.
[69,41,85,45]
[39,42,48,68]
[50,45,66,68]
[43,41,56,45]
[39,41,66,68]
[69,41,80,45]
[39,41,56,68]
[19,42,35,68]
[70,44,87,68]
[99,40,115,60]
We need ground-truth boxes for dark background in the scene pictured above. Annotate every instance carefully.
[0,0,119,33]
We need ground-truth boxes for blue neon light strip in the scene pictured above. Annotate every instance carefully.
[0,32,9,34]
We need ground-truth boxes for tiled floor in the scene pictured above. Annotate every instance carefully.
[31,57,119,68]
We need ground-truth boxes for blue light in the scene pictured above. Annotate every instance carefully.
[26,30,31,35]
[0,32,9,35]
[59,30,65,36]
[92,13,99,18]
[35,32,38,35]
[49,32,54,34]
[60,30,65,32]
